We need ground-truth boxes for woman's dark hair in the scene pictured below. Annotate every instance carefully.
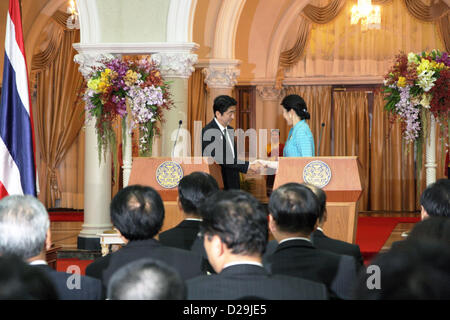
[110,185,165,241]
[281,94,310,120]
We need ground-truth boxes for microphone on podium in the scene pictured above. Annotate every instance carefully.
[317,122,325,156]
[172,120,183,158]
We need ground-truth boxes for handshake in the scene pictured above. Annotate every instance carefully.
[247,160,278,174]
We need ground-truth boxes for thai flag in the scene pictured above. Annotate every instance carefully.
[0,0,36,198]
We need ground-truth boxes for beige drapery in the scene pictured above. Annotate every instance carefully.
[32,11,84,208]
[284,0,445,78]
[370,90,416,211]
[278,0,346,80]
[333,91,370,211]
[187,68,207,155]
[370,90,447,211]
[279,0,449,79]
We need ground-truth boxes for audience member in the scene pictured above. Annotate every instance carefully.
[420,178,450,220]
[0,254,58,300]
[0,195,102,300]
[405,216,450,244]
[187,189,328,300]
[266,183,357,299]
[159,172,219,250]
[86,185,205,289]
[107,258,186,300]
[353,240,450,299]
[305,184,364,269]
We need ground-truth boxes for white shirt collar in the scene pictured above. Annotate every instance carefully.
[185,218,202,221]
[214,117,227,132]
[223,261,264,269]
[29,260,48,266]
[316,227,324,232]
[279,237,312,244]
[214,118,234,157]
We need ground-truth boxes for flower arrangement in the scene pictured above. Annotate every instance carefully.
[83,56,172,163]
[383,50,449,143]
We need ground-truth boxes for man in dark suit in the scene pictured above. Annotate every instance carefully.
[158,172,219,250]
[266,183,357,299]
[186,189,328,300]
[202,95,261,190]
[0,254,59,300]
[305,184,364,269]
[85,185,205,290]
[0,195,102,300]
[420,178,450,220]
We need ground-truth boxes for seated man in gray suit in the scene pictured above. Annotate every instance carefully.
[158,172,219,250]
[0,195,102,300]
[186,189,328,300]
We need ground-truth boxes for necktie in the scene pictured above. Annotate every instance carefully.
[223,128,234,159]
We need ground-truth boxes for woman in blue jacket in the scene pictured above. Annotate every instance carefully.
[280,94,315,157]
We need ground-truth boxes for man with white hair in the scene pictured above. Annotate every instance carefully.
[0,195,102,300]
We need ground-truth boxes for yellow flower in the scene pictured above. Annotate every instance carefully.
[397,76,407,87]
[97,81,106,92]
[417,59,431,74]
[124,70,139,86]
[87,78,100,92]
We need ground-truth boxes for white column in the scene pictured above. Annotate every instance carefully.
[425,113,437,186]
[74,52,114,250]
[256,85,281,159]
[122,116,132,187]
[152,51,198,157]
[257,85,281,129]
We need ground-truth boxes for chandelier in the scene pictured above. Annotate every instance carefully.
[351,0,381,31]
[66,0,80,30]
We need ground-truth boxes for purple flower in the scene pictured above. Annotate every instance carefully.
[436,52,450,67]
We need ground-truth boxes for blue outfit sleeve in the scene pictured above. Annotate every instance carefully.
[292,123,314,157]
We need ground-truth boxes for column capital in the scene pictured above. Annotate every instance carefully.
[73,52,117,79]
[256,85,282,101]
[151,52,198,78]
[201,59,241,89]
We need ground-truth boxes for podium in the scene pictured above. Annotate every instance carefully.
[128,157,223,233]
[273,156,362,243]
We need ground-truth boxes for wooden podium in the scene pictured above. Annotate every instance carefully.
[128,157,223,233]
[273,156,362,243]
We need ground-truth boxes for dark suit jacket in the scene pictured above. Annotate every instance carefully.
[158,219,201,250]
[265,239,342,297]
[202,119,249,190]
[33,264,102,300]
[85,238,205,289]
[190,233,216,274]
[187,264,328,300]
[311,229,364,269]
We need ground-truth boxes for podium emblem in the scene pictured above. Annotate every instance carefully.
[303,160,332,188]
[156,161,184,189]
